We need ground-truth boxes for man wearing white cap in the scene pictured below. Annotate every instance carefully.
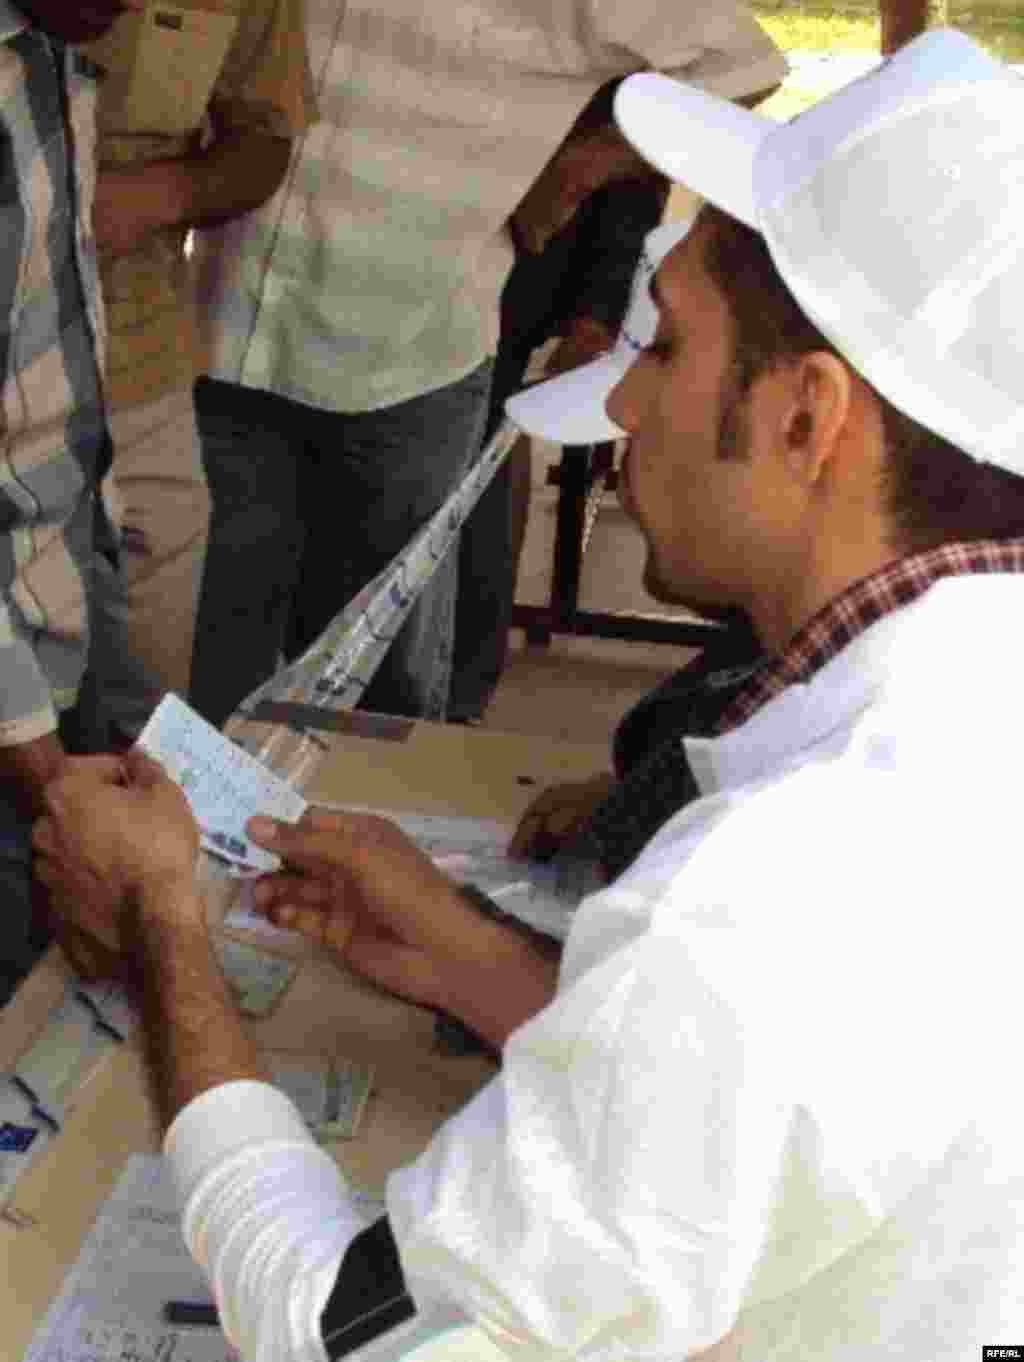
[35,30,1024,1362]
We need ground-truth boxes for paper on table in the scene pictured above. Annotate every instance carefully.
[215,938,300,1018]
[24,1154,234,1362]
[340,806,600,940]
[265,1051,375,1140]
[24,1154,387,1362]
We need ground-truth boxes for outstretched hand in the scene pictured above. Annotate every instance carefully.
[247,809,475,1012]
[247,809,558,1043]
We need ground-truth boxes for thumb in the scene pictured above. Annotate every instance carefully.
[124,748,170,788]
[246,815,338,874]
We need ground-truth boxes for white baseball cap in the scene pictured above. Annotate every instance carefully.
[504,217,695,445]
[510,30,1024,473]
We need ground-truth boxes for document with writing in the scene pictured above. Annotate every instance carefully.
[24,1155,232,1362]
[25,1156,386,1362]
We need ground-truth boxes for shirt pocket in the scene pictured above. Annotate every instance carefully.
[101,4,239,136]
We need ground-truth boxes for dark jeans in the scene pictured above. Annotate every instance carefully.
[449,335,535,721]
[190,364,493,731]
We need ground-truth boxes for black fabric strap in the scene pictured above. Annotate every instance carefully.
[320,1217,416,1360]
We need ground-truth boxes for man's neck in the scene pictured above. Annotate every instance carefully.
[750,530,900,656]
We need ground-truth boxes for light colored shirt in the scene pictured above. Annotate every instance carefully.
[193,0,785,415]
[81,0,315,410]
[166,572,1024,1361]
[0,3,108,744]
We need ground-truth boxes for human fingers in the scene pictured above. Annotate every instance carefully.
[249,810,445,900]
[251,873,334,915]
[255,879,357,957]
[250,809,468,971]
[508,785,587,859]
[246,809,356,872]
[262,901,330,944]
[122,748,172,788]
[46,754,129,796]
[38,763,197,895]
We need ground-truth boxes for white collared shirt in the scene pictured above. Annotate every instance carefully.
[167,575,1024,1361]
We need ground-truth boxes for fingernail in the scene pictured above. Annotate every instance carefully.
[246,816,276,841]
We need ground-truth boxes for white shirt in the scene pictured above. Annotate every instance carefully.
[192,0,785,414]
[165,575,1024,1361]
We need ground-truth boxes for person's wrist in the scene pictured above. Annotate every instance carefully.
[134,868,203,931]
[129,161,192,233]
[442,898,559,1050]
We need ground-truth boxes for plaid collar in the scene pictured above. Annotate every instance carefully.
[713,538,1024,734]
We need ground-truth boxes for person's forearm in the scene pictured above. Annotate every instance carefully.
[133,876,265,1129]
[176,124,293,229]
[442,912,559,1052]
[105,128,292,242]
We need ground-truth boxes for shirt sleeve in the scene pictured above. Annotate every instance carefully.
[0,618,59,746]
[0,479,70,745]
[590,0,787,100]
[386,875,794,1361]
[164,1081,370,1362]
[209,0,317,139]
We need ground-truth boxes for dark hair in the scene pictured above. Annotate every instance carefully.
[700,203,1024,552]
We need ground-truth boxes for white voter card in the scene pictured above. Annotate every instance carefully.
[138,694,307,873]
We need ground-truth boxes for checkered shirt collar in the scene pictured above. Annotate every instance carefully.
[713,538,1024,735]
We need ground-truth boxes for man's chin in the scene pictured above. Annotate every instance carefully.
[641,559,689,608]
[641,558,733,619]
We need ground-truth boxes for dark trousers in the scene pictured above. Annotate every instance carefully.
[190,364,492,731]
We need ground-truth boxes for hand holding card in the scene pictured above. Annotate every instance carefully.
[138,695,308,874]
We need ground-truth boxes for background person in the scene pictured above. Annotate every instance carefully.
[0,0,141,1005]
[81,0,314,740]
[35,28,1024,1362]
[186,0,785,730]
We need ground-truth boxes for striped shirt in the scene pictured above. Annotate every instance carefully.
[194,0,786,415]
[0,2,109,745]
[714,538,1024,734]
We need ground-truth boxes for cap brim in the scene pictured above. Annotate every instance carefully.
[613,73,773,230]
[505,351,631,444]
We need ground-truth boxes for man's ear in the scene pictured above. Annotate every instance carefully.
[781,352,853,487]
